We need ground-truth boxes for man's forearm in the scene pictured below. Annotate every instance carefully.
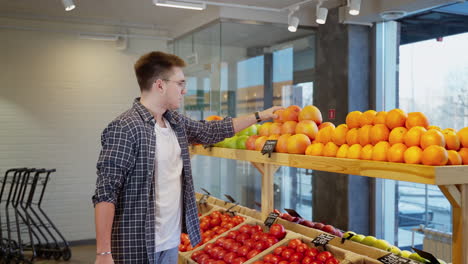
[95,202,115,253]
[232,106,283,133]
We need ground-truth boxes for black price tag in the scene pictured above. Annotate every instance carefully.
[412,248,439,264]
[201,188,211,195]
[284,208,303,218]
[261,140,277,158]
[224,194,237,203]
[312,233,335,248]
[264,212,279,228]
[378,253,419,264]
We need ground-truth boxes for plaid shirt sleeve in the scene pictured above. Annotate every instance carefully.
[180,114,235,145]
[92,121,136,206]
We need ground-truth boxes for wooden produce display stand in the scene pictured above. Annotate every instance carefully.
[190,145,468,264]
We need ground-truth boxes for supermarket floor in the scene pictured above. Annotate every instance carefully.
[35,245,95,264]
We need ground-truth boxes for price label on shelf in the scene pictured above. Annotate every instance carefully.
[411,248,440,264]
[284,208,303,218]
[312,233,334,248]
[261,140,277,158]
[264,212,279,228]
[378,253,419,264]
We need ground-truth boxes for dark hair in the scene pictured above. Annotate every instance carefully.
[134,51,186,91]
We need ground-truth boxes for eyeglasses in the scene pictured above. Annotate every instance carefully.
[162,79,186,89]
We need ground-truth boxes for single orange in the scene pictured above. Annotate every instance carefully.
[404,146,423,164]
[346,128,360,145]
[269,123,282,135]
[428,125,442,131]
[332,124,349,146]
[360,144,373,160]
[287,134,311,154]
[447,150,462,165]
[276,134,292,153]
[404,126,427,147]
[458,127,468,148]
[336,144,350,158]
[459,148,468,165]
[306,143,324,156]
[405,112,429,129]
[386,109,407,130]
[374,111,388,125]
[421,145,448,166]
[323,142,339,157]
[389,127,408,145]
[359,110,377,127]
[316,126,334,144]
[442,130,460,151]
[421,129,446,149]
[346,111,362,129]
[296,120,319,140]
[347,144,363,159]
[370,124,390,145]
[372,141,391,161]
[280,121,298,135]
[358,125,372,146]
[388,143,408,163]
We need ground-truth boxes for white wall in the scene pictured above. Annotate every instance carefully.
[0,18,167,241]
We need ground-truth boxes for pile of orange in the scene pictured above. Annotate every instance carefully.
[303,108,468,166]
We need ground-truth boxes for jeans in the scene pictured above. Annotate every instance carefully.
[155,247,178,264]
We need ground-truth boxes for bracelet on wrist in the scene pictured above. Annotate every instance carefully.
[254,111,262,123]
[96,251,112,256]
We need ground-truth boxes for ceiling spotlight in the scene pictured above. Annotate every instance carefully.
[153,0,206,10]
[62,0,75,11]
[316,6,328,24]
[348,0,361,16]
[288,16,299,32]
[287,5,300,32]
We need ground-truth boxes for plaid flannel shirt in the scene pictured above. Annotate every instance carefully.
[93,98,235,264]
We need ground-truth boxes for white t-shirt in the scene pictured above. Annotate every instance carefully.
[154,118,183,252]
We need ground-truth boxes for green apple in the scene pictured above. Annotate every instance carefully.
[350,234,365,243]
[389,246,401,256]
[225,137,238,149]
[236,136,249,149]
[400,250,412,258]
[373,239,391,251]
[238,125,258,136]
[409,253,427,263]
[361,236,377,246]
[343,231,356,239]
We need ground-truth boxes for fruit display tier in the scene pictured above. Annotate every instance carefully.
[190,145,468,264]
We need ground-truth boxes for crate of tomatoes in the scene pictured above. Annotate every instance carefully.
[182,218,288,264]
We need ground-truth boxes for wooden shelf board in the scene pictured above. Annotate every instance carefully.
[190,146,468,185]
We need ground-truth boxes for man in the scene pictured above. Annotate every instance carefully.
[93,51,281,264]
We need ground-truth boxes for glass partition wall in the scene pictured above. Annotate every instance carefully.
[169,20,315,218]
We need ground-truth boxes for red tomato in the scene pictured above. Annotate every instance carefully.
[290,253,304,262]
[197,254,210,264]
[251,225,263,233]
[216,260,227,264]
[325,258,339,264]
[237,246,251,257]
[244,239,256,249]
[200,221,210,230]
[310,261,322,264]
[246,249,261,259]
[252,261,265,264]
[181,233,190,243]
[278,261,288,264]
[281,249,294,259]
[205,243,215,251]
[269,255,281,264]
[290,262,300,264]
[212,226,221,233]
[211,247,224,258]
[217,250,228,260]
[263,254,275,263]
[202,237,212,244]
[239,225,252,234]
[236,233,249,243]
[260,233,270,243]
[227,231,239,240]
[305,248,319,258]
[273,246,287,256]
[217,228,228,235]
[223,252,237,264]
[269,224,286,239]
[216,238,227,247]
[210,217,221,226]
[252,232,263,241]
[204,230,215,238]
[288,239,302,249]
[230,243,242,253]
[301,256,314,264]
[191,250,204,261]
[179,244,187,252]
[317,251,333,262]
[224,222,235,229]
[232,257,247,264]
[186,244,193,251]
[254,241,266,251]
[296,243,308,253]
[265,236,279,247]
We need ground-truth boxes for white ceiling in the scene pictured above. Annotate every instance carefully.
[0,0,311,31]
